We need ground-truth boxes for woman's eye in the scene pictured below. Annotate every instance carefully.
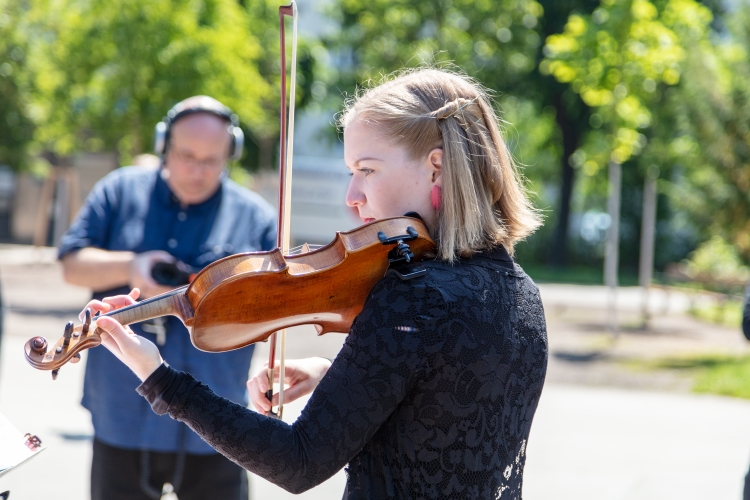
[347,167,373,177]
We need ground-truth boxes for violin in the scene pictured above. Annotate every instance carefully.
[23,1,437,401]
[24,216,434,376]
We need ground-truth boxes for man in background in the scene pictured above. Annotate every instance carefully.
[59,96,276,500]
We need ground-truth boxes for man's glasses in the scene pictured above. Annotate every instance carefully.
[169,146,226,170]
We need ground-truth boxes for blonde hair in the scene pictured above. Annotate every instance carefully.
[338,68,542,262]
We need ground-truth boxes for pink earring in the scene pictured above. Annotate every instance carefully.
[431,185,442,211]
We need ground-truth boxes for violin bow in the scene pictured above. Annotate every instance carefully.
[266,0,298,420]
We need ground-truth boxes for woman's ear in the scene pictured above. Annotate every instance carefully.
[427,148,443,186]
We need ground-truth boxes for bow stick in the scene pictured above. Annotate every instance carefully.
[266,0,298,419]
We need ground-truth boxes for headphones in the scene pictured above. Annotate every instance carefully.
[154,96,244,161]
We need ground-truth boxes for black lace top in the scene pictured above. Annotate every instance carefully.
[137,246,548,499]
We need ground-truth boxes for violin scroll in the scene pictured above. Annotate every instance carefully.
[24,308,101,379]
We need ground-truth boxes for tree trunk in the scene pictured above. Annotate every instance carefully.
[550,91,579,268]
[604,160,622,334]
[639,166,659,328]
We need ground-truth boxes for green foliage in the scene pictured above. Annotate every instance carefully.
[14,0,325,169]
[636,353,750,399]
[329,0,544,86]
[681,236,750,284]
[689,299,742,328]
[26,0,273,162]
[521,262,640,285]
[0,1,35,171]
[538,0,750,271]
[659,5,750,259]
[542,0,712,166]
[694,356,750,399]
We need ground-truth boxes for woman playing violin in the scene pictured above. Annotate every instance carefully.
[88,68,548,499]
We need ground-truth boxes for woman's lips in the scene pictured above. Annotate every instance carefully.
[362,218,376,223]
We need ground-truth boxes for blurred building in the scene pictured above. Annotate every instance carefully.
[251,156,359,248]
[11,153,117,246]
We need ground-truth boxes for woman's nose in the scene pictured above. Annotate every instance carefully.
[345,178,365,207]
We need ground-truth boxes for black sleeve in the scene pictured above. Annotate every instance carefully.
[137,276,443,493]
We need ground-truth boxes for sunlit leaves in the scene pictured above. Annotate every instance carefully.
[23,0,282,162]
[660,4,750,258]
[0,0,35,170]
[327,0,546,87]
[541,0,711,167]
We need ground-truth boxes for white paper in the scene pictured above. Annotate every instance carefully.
[0,411,44,475]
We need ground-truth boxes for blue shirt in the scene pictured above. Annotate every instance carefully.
[58,166,276,453]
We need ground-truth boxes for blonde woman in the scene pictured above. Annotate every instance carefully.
[88,69,548,499]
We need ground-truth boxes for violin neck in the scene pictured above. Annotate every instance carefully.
[103,286,194,327]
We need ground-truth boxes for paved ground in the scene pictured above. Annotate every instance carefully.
[1,245,750,499]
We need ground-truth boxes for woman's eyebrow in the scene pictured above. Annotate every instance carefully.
[352,156,384,166]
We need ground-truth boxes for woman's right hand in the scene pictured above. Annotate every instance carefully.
[248,358,332,413]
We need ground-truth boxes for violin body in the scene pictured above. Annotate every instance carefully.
[24,216,435,372]
[189,216,434,351]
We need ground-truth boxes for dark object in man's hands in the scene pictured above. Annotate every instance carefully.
[151,262,193,286]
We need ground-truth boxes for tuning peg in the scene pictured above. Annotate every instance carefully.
[57,323,73,353]
[70,353,81,364]
[61,321,74,348]
[51,369,59,380]
[56,321,73,352]
[81,308,92,335]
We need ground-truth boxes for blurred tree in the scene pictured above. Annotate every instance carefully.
[661,3,750,259]
[541,0,750,268]
[0,0,35,171]
[534,0,600,267]
[323,0,603,266]
[543,0,711,169]
[23,0,319,169]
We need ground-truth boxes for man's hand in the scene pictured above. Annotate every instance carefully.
[83,289,163,381]
[247,358,332,413]
[129,251,176,299]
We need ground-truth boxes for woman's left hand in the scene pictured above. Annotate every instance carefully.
[83,288,163,381]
